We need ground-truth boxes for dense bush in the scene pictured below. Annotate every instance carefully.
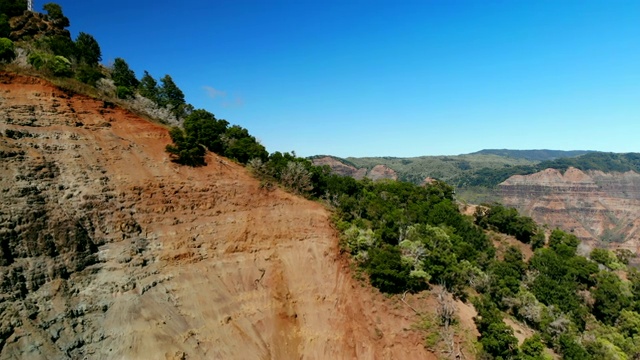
[365,245,425,293]
[165,109,267,166]
[42,2,69,28]
[75,64,103,85]
[75,32,101,66]
[38,35,75,59]
[475,203,539,243]
[111,57,138,98]
[0,0,27,18]
[0,14,9,38]
[28,52,72,76]
[0,37,14,62]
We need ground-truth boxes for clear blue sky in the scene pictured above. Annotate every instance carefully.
[51,0,640,157]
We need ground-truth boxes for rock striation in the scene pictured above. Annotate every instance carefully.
[0,73,433,359]
[499,167,640,256]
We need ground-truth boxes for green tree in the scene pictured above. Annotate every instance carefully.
[165,126,205,166]
[0,37,15,62]
[548,229,579,258]
[629,268,640,311]
[182,109,228,153]
[76,64,103,85]
[222,125,268,163]
[475,203,538,243]
[531,232,546,251]
[592,271,632,325]
[158,74,186,117]
[165,109,235,165]
[0,14,10,38]
[480,322,519,359]
[365,245,423,294]
[591,248,611,266]
[42,2,69,28]
[138,70,159,102]
[111,57,138,97]
[40,35,75,58]
[0,0,27,18]
[615,309,640,338]
[520,334,546,360]
[558,334,590,360]
[75,32,101,66]
[27,52,72,76]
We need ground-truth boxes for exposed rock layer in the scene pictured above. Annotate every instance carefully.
[0,73,433,359]
[312,156,397,181]
[499,167,640,256]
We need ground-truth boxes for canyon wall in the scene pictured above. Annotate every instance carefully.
[0,73,433,360]
[499,167,640,256]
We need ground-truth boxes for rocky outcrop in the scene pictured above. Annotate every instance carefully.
[367,164,398,181]
[499,167,640,257]
[312,156,397,181]
[8,11,70,41]
[0,73,434,359]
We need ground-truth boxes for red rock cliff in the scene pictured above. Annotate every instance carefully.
[499,167,640,256]
[0,73,434,359]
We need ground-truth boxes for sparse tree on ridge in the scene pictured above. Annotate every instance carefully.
[158,74,186,117]
[42,2,70,28]
[138,70,159,102]
[75,32,101,66]
[111,57,138,98]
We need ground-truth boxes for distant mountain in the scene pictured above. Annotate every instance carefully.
[469,149,593,162]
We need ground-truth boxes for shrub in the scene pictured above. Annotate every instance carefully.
[0,37,14,63]
[165,126,205,166]
[116,85,133,99]
[280,161,313,195]
[43,2,70,28]
[365,245,424,293]
[27,51,72,76]
[0,14,10,38]
[39,35,75,58]
[76,64,103,86]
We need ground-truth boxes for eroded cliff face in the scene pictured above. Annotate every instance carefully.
[312,156,397,181]
[0,73,434,359]
[499,167,640,256]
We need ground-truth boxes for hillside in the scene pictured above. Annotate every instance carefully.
[469,149,592,161]
[0,72,437,359]
[312,153,538,186]
[313,152,640,249]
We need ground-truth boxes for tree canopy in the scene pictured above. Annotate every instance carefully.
[75,32,101,66]
[0,0,27,18]
[42,2,69,28]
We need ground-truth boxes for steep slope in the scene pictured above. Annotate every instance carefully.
[499,167,640,257]
[0,72,434,359]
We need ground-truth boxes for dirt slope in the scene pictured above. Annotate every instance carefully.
[0,73,435,359]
